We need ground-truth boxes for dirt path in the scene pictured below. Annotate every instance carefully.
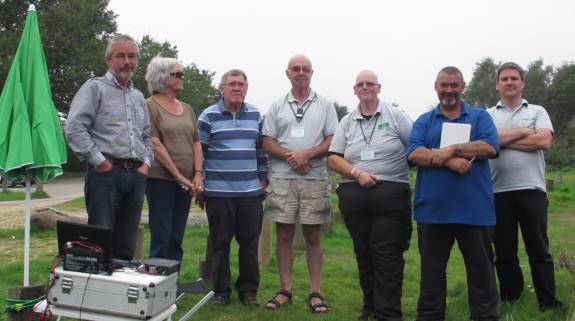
[0,176,208,229]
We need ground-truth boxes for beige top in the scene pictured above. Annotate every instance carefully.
[146,97,199,180]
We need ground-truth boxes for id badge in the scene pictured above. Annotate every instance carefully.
[360,149,375,161]
[291,126,305,138]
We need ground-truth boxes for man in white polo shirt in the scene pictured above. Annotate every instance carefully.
[262,54,338,313]
[487,62,563,311]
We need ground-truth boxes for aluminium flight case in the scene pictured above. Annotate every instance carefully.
[48,266,178,319]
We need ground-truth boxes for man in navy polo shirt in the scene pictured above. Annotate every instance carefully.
[407,66,500,321]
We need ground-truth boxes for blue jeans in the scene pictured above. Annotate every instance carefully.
[146,178,192,262]
[84,166,146,260]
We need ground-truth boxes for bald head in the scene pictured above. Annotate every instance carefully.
[287,54,312,69]
[356,70,378,84]
[286,54,313,90]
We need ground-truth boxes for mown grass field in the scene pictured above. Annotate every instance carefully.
[1,170,574,321]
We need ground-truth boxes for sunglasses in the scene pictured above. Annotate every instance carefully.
[355,81,378,88]
[170,71,185,80]
[290,66,312,74]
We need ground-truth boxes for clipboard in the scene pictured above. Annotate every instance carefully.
[440,123,471,148]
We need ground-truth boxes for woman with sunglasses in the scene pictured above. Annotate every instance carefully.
[144,57,203,266]
[327,70,413,321]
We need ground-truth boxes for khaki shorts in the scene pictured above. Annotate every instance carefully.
[265,178,331,225]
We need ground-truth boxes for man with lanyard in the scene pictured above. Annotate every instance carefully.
[262,54,338,313]
[407,66,500,321]
[487,62,563,311]
[65,34,152,260]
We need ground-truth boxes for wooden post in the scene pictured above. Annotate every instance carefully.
[293,220,305,249]
[546,179,554,192]
[2,177,7,193]
[258,215,273,266]
[35,181,43,194]
[133,224,145,260]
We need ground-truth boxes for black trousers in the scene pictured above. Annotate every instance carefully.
[416,224,498,321]
[337,182,412,321]
[493,189,561,308]
[205,196,263,297]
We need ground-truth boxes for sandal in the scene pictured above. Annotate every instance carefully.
[308,292,328,313]
[265,289,292,310]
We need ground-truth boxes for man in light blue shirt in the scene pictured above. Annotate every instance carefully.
[65,34,152,260]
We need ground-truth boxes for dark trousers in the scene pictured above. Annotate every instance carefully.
[493,189,561,308]
[146,178,192,262]
[416,224,498,321]
[337,182,412,321]
[205,196,263,297]
[85,166,146,260]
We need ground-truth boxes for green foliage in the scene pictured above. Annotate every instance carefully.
[0,0,117,113]
[546,63,575,135]
[0,190,49,201]
[334,102,348,121]
[464,57,499,108]
[524,59,553,105]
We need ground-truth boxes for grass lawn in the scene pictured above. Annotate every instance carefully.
[0,191,49,202]
[1,170,574,320]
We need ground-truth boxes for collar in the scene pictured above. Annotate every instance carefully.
[433,102,470,119]
[496,99,529,109]
[217,99,246,114]
[287,89,317,104]
[353,100,383,120]
[105,71,133,90]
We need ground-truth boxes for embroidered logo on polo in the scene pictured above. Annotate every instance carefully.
[378,122,390,130]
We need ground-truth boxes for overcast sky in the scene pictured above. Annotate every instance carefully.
[108,0,575,119]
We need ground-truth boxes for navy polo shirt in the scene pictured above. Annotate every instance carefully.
[407,104,499,226]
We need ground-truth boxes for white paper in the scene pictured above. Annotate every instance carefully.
[440,123,471,148]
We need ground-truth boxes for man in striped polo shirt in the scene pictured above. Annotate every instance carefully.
[197,69,268,306]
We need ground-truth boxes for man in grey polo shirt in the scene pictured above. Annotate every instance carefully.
[262,54,338,313]
[487,62,563,310]
[66,34,152,260]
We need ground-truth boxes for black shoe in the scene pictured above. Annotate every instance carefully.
[213,294,230,305]
[239,293,259,307]
[358,309,374,320]
[540,300,564,311]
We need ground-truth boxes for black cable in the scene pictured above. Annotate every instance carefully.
[78,272,92,320]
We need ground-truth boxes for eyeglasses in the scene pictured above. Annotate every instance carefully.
[112,53,137,61]
[290,66,312,74]
[170,71,185,80]
[355,81,378,88]
[225,81,246,89]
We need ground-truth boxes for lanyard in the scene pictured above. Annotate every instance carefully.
[359,113,380,146]
[286,93,316,124]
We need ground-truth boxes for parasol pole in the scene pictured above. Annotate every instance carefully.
[23,178,31,286]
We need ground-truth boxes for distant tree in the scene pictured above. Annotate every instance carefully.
[524,59,553,105]
[178,64,220,114]
[0,0,117,112]
[132,35,179,93]
[545,63,575,134]
[464,57,499,108]
[334,102,348,121]
[135,35,219,114]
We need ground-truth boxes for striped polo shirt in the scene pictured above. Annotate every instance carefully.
[198,100,268,198]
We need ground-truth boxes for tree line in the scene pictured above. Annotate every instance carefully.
[1,1,572,168]
[465,58,575,168]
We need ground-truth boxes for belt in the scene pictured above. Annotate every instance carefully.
[108,158,142,169]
